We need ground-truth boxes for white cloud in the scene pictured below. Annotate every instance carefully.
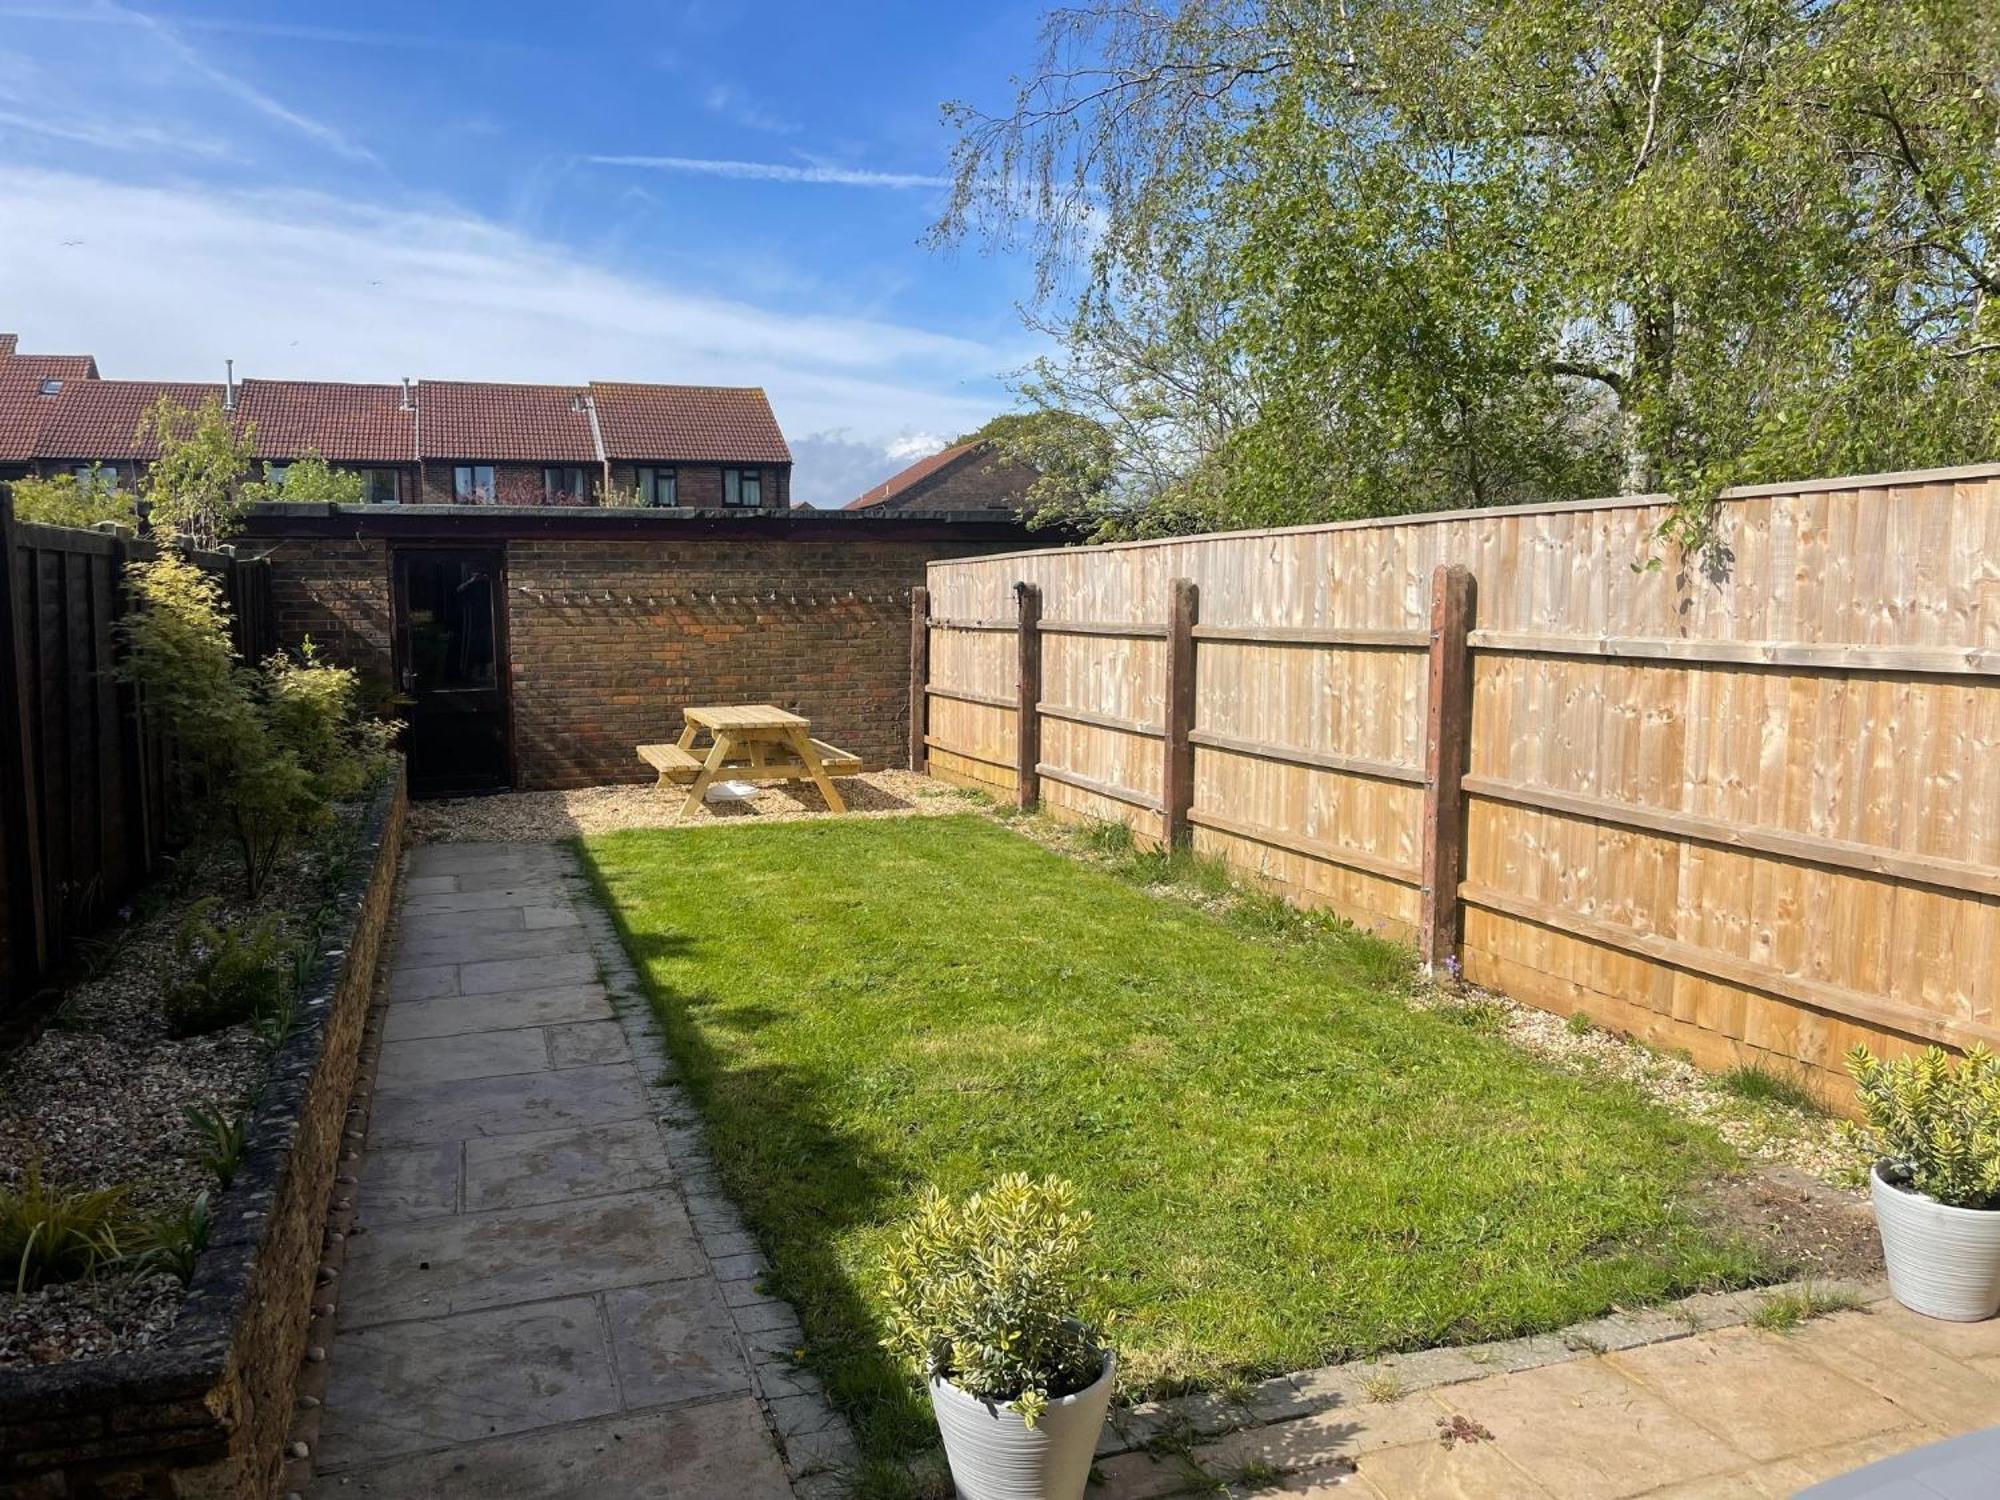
[702,84,799,137]
[885,431,951,462]
[587,156,948,190]
[0,167,1004,451]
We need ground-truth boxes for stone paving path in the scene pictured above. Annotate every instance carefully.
[308,841,852,1498]
[1094,1292,2000,1499]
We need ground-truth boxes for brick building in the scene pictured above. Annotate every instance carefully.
[239,505,1029,795]
[842,437,1039,514]
[0,333,792,510]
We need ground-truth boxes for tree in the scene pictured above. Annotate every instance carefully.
[938,0,2000,546]
[140,396,256,549]
[241,449,366,507]
[7,465,137,530]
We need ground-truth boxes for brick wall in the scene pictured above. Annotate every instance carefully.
[259,535,394,695]
[506,535,992,787]
[607,462,789,510]
[867,450,1038,513]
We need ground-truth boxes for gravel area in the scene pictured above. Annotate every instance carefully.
[0,800,372,1369]
[408,768,975,843]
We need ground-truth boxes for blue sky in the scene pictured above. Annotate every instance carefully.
[0,0,1052,505]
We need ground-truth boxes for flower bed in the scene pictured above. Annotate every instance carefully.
[0,766,405,1499]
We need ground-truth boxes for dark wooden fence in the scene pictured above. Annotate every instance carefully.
[0,487,276,1013]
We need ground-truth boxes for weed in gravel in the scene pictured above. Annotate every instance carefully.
[1566,1011,1597,1038]
[185,1104,249,1188]
[135,1193,212,1285]
[1361,1369,1404,1403]
[1719,1062,1826,1116]
[0,1162,131,1293]
[164,900,292,1037]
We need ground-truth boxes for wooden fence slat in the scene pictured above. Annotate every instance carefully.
[1015,582,1042,810]
[1187,729,1423,786]
[909,586,929,772]
[1193,624,1428,649]
[1036,763,1163,813]
[1189,807,1419,885]
[1469,630,2000,678]
[1419,565,1475,971]
[0,490,49,986]
[1163,578,1198,847]
[1038,703,1164,738]
[926,684,1015,712]
[1039,619,1170,639]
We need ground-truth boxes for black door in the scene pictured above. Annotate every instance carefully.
[393,548,510,797]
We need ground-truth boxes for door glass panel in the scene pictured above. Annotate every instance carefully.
[404,556,496,690]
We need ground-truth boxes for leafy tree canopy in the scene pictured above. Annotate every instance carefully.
[8,464,137,531]
[140,396,256,549]
[938,0,2000,545]
[241,449,366,507]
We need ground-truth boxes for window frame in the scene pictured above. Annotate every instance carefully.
[721,466,763,509]
[542,465,589,505]
[452,464,497,505]
[360,467,401,505]
[636,465,677,507]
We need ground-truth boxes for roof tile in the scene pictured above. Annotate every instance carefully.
[31,380,224,461]
[0,354,100,461]
[419,381,598,463]
[590,382,790,464]
[845,440,980,509]
[236,379,414,464]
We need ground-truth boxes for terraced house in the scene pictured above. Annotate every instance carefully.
[0,333,794,509]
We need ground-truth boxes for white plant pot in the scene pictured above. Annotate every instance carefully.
[929,1353,1115,1500]
[1872,1165,2000,1322]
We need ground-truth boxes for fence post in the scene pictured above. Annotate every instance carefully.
[1163,577,1199,847]
[0,487,49,987]
[908,585,930,773]
[1420,564,1475,972]
[1014,581,1042,809]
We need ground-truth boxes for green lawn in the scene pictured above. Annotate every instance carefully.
[583,814,1774,1479]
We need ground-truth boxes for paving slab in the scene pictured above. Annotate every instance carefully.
[381,983,614,1041]
[376,1028,554,1087]
[314,1397,793,1498]
[459,950,600,993]
[1356,1434,1551,1499]
[366,1060,651,1147]
[603,1279,757,1407]
[463,1118,675,1213]
[395,924,593,969]
[1607,1324,1910,1463]
[395,906,530,940]
[355,1142,461,1225]
[317,1296,622,1466]
[387,962,460,1001]
[546,1018,629,1068]
[338,1190,708,1325]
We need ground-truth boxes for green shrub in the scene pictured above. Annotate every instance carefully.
[118,554,329,897]
[1847,1043,2000,1208]
[137,396,254,549]
[264,639,395,800]
[240,449,364,507]
[165,899,291,1037]
[9,466,136,530]
[0,1162,131,1293]
[135,1193,211,1285]
[880,1174,1104,1427]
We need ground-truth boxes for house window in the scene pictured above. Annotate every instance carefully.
[636,466,676,507]
[360,468,400,505]
[722,467,762,508]
[73,464,120,493]
[452,464,496,504]
[265,463,292,489]
[39,378,62,396]
[543,466,589,504]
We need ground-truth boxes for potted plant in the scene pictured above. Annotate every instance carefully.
[881,1174,1113,1500]
[1848,1043,2000,1321]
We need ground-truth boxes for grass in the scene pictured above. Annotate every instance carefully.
[1717,1061,1827,1115]
[583,814,1776,1482]
[1749,1282,1869,1332]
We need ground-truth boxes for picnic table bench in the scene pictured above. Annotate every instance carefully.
[637,704,861,817]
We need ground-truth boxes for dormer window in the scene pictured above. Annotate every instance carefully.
[38,378,62,395]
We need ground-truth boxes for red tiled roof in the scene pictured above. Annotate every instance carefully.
[0,353,100,461]
[32,379,224,461]
[418,381,598,463]
[589,382,790,464]
[844,440,980,510]
[236,379,415,464]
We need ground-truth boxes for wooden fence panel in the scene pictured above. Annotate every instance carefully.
[921,463,2000,1102]
[0,492,276,1013]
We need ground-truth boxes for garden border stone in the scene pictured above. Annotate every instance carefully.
[0,767,408,1500]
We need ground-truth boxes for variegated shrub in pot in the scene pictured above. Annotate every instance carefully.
[881,1175,1113,1500]
[1848,1043,2000,1321]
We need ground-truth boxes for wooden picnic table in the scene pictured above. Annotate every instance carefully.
[637,705,861,818]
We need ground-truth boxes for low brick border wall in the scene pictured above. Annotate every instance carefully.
[0,766,408,1499]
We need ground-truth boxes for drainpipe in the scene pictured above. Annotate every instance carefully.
[581,390,610,503]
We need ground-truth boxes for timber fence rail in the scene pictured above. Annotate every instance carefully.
[914,462,2000,1102]
[0,487,277,1011]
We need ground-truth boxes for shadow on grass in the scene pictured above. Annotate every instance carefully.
[575,846,937,1474]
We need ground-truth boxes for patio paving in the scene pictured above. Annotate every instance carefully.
[1093,1295,2000,1499]
[304,841,852,1499]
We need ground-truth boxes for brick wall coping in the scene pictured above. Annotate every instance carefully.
[239,503,1036,543]
[0,768,405,1428]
